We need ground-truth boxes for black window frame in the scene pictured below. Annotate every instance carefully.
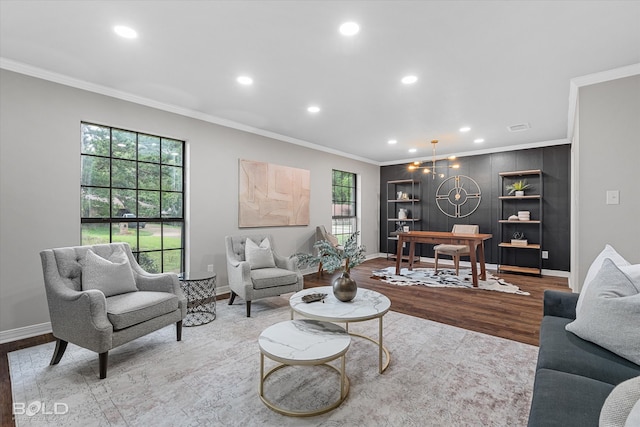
[331,169,358,244]
[80,122,185,273]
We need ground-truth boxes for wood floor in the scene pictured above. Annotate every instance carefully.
[0,257,570,427]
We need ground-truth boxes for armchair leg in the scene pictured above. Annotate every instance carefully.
[176,320,183,341]
[246,301,251,317]
[228,291,237,305]
[49,339,68,366]
[99,352,108,379]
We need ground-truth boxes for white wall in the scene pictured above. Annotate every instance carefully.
[0,70,380,336]
[574,74,640,289]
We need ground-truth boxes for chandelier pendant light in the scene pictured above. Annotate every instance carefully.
[408,140,459,179]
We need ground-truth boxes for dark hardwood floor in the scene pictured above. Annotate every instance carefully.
[0,257,570,427]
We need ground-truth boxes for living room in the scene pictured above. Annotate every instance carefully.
[1,1,639,426]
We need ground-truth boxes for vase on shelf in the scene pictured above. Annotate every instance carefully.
[515,190,524,197]
[332,271,357,302]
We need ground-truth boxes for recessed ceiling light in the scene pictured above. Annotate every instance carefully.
[408,148,417,153]
[401,75,418,85]
[307,106,321,113]
[339,22,360,36]
[388,139,397,145]
[114,25,138,39]
[459,126,471,132]
[474,138,485,143]
[236,76,253,85]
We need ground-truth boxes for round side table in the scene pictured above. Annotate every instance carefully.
[178,271,216,326]
[259,319,350,417]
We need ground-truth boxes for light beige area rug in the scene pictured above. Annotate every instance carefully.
[9,295,538,426]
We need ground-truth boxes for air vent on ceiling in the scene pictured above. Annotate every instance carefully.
[507,123,531,132]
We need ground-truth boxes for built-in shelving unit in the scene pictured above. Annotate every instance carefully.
[385,179,421,261]
[498,169,543,275]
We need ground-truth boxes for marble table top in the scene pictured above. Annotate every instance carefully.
[259,319,350,363]
[290,286,391,322]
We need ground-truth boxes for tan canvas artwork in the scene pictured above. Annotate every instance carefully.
[239,159,310,227]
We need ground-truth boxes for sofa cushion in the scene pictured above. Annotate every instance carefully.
[599,375,640,427]
[250,267,298,290]
[106,291,178,330]
[82,247,138,297]
[245,237,276,270]
[528,368,614,427]
[538,316,640,385]
[566,259,640,365]
[577,244,630,314]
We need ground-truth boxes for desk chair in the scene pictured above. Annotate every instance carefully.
[434,224,480,275]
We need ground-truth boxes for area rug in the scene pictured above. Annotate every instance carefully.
[372,266,530,295]
[9,296,537,426]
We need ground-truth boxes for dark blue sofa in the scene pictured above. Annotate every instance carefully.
[527,290,640,426]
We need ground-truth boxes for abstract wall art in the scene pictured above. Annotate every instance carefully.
[238,159,310,227]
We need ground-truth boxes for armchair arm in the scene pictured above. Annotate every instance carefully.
[45,286,114,353]
[227,257,252,284]
[135,271,181,294]
[273,252,298,271]
[543,289,579,319]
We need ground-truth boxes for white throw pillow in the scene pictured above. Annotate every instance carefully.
[82,247,138,297]
[599,375,640,427]
[566,258,640,365]
[577,244,630,314]
[620,264,640,293]
[245,237,276,270]
[625,398,640,427]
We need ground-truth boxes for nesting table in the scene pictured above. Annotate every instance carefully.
[289,286,391,374]
[258,319,351,417]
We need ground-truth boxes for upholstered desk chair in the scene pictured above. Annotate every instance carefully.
[225,234,303,317]
[315,225,342,277]
[434,224,480,275]
[40,242,186,379]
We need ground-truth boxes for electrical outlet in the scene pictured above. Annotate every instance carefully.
[541,251,549,259]
[207,264,214,272]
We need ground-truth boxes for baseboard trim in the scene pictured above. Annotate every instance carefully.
[0,322,52,344]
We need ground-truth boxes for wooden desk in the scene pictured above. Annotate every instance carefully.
[395,231,493,287]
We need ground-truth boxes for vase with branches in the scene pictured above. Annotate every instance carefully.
[295,231,366,301]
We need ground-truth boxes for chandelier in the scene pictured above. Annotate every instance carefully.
[408,140,459,179]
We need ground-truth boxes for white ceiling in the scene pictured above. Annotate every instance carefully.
[1,1,639,164]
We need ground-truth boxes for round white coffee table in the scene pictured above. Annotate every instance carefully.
[290,286,391,373]
[259,319,351,417]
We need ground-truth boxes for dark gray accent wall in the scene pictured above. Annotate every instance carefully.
[380,144,571,271]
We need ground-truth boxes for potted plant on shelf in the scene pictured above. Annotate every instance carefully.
[295,231,366,302]
[506,180,531,197]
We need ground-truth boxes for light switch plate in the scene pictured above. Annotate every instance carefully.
[606,190,620,205]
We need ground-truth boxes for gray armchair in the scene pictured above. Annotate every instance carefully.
[40,242,186,379]
[315,225,342,278]
[225,234,303,317]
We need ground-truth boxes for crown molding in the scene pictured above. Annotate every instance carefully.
[380,138,570,166]
[0,58,378,166]
[567,63,640,142]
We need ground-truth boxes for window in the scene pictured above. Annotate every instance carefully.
[80,123,185,273]
[331,169,357,243]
